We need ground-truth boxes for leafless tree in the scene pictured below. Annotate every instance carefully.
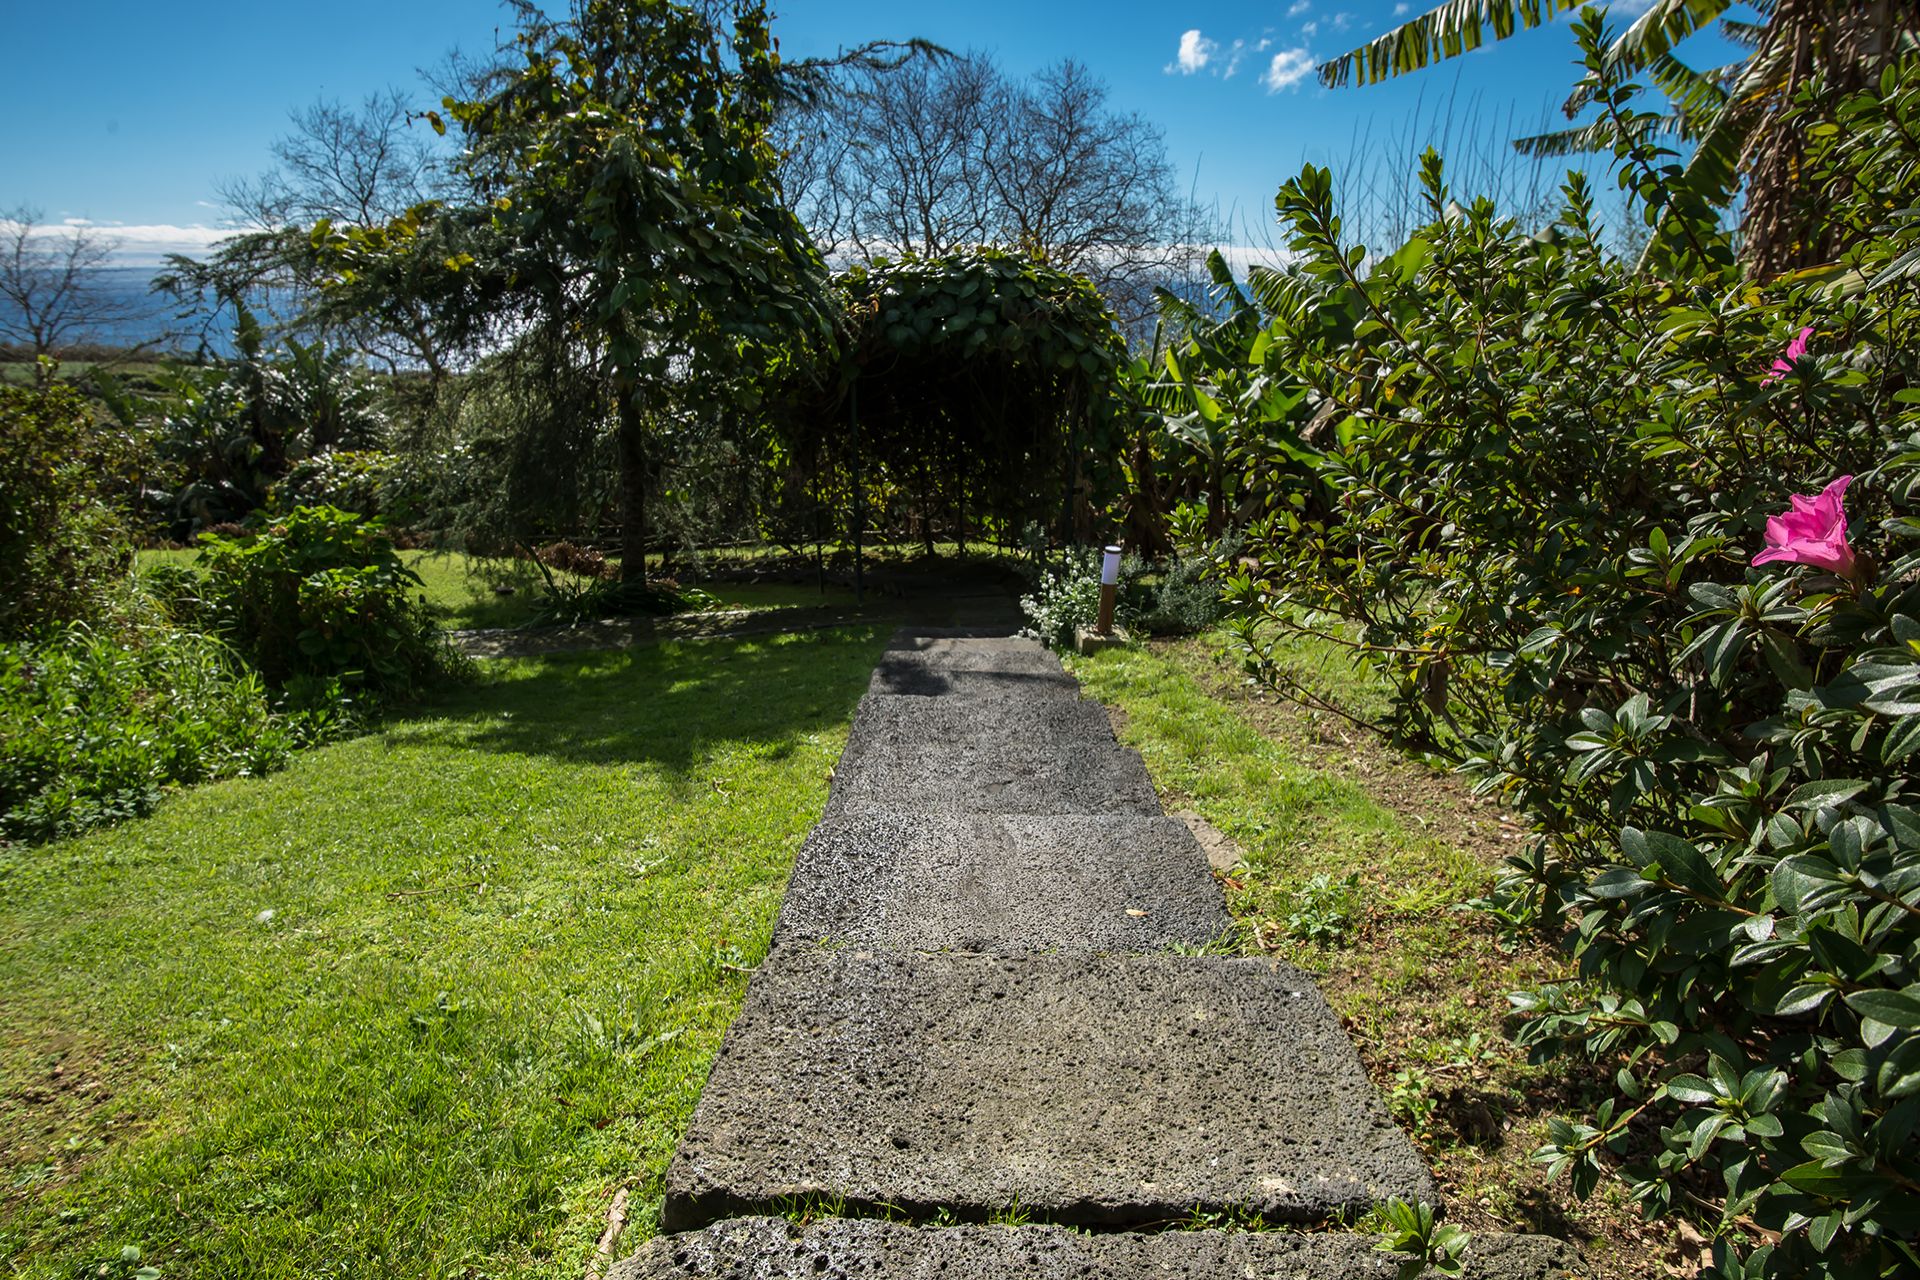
[981,60,1204,328]
[219,89,446,230]
[835,52,997,259]
[0,207,148,379]
[778,52,1214,334]
[166,89,460,380]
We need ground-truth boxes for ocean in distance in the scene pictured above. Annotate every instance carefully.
[0,265,278,358]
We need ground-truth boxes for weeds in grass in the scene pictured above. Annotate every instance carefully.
[1278,872,1362,946]
[1179,1204,1270,1232]
[774,1193,850,1226]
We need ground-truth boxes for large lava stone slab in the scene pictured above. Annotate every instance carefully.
[662,950,1435,1231]
[773,813,1230,953]
[615,1218,1585,1280]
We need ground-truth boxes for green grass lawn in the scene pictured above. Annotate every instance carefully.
[0,627,889,1279]
[136,549,869,632]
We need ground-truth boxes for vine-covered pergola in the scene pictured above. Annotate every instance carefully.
[767,248,1133,571]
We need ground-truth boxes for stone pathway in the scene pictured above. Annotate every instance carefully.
[615,630,1581,1279]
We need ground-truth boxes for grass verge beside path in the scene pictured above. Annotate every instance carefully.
[1068,636,1699,1280]
[0,627,888,1279]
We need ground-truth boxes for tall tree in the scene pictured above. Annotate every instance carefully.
[316,0,826,579]
[161,91,459,380]
[779,53,1209,331]
[1316,0,1920,274]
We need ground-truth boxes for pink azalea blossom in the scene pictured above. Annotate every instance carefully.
[1763,325,1815,383]
[1751,474,1858,578]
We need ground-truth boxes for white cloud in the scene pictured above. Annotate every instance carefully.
[1331,10,1352,30]
[3,217,234,267]
[1393,2,1411,14]
[1301,20,1319,38]
[1286,0,1312,15]
[1167,28,1218,75]
[1262,47,1316,92]
[1223,38,1250,78]
[1203,242,1298,276]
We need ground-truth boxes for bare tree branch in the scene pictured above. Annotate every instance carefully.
[0,207,150,377]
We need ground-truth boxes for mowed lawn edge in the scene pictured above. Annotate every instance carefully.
[0,627,888,1279]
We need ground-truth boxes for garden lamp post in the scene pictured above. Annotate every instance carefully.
[1096,544,1121,635]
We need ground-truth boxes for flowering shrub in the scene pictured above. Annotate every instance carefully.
[1019,547,1142,649]
[1212,34,1920,1279]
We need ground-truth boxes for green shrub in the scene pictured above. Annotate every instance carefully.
[0,623,295,843]
[1216,34,1920,1278]
[0,381,131,637]
[1020,545,1226,646]
[269,449,415,523]
[1137,546,1231,637]
[1018,547,1143,649]
[197,506,462,701]
[527,575,716,626]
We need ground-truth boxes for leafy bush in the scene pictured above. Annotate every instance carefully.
[1213,34,1920,1279]
[1018,547,1143,649]
[100,315,389,537]
[527,575,716,626]
[197,506,461,701]
[0,622,296,843]
[1137,547,1231,636]
[1020,545,1227,647]
[0,381,132,637]
[269,449,415,523]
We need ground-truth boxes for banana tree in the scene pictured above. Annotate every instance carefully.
[1134,251,1319,539]
[1317,0,1920,274]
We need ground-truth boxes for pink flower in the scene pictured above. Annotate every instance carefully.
[1751,474,1858,578]
[1763,326,1814,383]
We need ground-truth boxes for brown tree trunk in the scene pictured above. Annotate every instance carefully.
[616,387,648,583]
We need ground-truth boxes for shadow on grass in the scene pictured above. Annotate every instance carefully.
[393,626,892,774]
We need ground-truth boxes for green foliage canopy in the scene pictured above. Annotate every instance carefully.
[1204,52,1920,1278]
[313,0,829,578]
[0,380,132,637]
[767,248,1131,549]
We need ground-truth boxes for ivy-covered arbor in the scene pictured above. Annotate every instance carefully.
[768,248,1132,557]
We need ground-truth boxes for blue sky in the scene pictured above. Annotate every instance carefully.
[1,1,1745,264]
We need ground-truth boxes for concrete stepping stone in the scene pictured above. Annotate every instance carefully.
[773,814,1231,953]
[840,693,1120,761]
[662,949,1435,1231]
[868,634,1081,699]
[823,739,1161,819]
[616,1217,1585,1280]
